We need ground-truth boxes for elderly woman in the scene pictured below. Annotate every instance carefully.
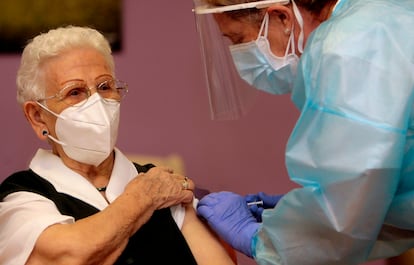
[0,26,235,265]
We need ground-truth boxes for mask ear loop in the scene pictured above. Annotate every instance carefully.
[284,24,295,60]
[45,133,68,146]
[291,0,304,53]
[36,101,67,120]
[257,12,270,39]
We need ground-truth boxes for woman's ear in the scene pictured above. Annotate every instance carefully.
[267,5,294,32]
[23,101,49,140]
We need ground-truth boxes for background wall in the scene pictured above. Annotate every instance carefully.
[0,1,385,264]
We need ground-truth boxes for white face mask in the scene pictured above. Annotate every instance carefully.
[38,93,120,166]
[229,0,304,95]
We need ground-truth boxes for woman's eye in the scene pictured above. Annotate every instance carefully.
[66,87,87,97]
[97,80,116,92]
[99,83,111,91]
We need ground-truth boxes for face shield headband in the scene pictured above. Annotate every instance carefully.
[192,0,299,120]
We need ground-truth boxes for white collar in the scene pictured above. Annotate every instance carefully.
[29,148,138,210]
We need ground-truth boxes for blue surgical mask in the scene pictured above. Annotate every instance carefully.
[229,1,304,95]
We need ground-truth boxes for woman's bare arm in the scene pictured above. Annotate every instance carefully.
[181,204,236,265]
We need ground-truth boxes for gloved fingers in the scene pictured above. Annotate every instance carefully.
[245,193,259,203]
[198,191,243,208]
[248,203,259,213]
[257,192,283,208]
[247,203,257,216]
[197,191,241,219]
[197,204,215,219]
[247,204,263,222]
[197,192,221,207]
[248,204,264,221]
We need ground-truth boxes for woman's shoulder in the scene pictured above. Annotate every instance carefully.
[0,170,54,201]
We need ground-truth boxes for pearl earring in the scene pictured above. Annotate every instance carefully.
[284,28,291,35]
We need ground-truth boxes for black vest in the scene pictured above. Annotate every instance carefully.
[0,163,197,265]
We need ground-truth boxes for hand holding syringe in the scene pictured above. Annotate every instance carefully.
[245,193,284,222]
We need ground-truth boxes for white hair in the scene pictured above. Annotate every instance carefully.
[16,25,115,105]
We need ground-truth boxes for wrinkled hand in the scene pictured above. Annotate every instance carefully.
[125,167,194,210]
[245,192,283,222]
[197,191,259,257]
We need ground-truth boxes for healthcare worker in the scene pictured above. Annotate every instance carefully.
[192,0,414,264]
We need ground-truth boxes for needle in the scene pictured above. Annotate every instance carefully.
[247,200,263,206]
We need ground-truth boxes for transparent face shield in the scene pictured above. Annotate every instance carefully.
[192,0,290,120]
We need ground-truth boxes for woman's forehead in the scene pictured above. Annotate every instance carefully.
[43,48,111,86]
[214,13,260,43]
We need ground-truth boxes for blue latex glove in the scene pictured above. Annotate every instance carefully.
[197,191,259,257]
[245,192,284,222]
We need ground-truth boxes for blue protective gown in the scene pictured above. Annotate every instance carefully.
[253,0,414,264]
